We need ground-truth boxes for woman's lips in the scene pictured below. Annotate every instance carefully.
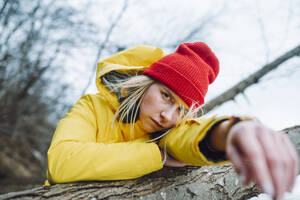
[150,118,164,129]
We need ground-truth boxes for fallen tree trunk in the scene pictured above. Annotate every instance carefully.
[1,125,299,200]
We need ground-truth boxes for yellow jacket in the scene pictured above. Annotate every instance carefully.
[46,45,229,185]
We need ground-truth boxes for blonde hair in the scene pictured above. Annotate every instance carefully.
[107,74,203,137]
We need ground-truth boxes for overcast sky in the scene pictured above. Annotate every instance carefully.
[201,0,300,130]
[68,0,300,130]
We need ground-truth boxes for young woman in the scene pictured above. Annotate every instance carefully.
[46,42,299,199]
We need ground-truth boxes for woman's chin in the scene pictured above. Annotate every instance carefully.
[144,126,156,133]
[140,122,157,133]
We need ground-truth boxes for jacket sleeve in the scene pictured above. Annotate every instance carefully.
[46,95,163,184]
[158,116,231,166]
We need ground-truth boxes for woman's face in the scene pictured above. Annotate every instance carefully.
[139,82,188,133]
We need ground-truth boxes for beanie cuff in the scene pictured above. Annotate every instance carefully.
[143,62,205,107]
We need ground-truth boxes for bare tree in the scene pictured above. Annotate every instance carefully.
[0,0,96,139]
[80,0,130,96]
[0,0,102,194]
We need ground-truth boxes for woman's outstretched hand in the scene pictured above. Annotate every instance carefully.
[226,120,299,200]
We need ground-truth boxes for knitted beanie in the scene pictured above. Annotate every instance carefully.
[143,42,219,107]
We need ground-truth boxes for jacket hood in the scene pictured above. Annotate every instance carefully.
[95,45,165,111]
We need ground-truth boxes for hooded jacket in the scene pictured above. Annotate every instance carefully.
[46,45,229,185]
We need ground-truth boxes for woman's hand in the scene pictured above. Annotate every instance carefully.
[160,149,188,167]
[226,120,299,200]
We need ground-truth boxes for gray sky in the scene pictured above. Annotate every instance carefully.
[68,0,300,130]
[202,0,300,130]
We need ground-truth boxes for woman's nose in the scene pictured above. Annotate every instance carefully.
[160,106,177,123]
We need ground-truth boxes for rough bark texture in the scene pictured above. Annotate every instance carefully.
[202,44,300,114]
[0,125,299,200]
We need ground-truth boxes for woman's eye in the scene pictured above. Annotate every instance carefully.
[161,91,170,99]
[177,107,187,115]
[177,107,184,113]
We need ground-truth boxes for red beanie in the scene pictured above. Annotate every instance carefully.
[143,42,219,107]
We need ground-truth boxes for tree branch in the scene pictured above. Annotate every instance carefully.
[202,44,300,114]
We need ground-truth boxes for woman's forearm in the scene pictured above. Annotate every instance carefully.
[209,120,230,152]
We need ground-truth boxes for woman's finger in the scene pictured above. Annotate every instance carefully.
[258,130,287,199]
[274,132,291,198]
[227,143,250,184]
[232,129,274,196]
[281,133,299,191]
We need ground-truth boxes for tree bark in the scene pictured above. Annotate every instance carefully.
[0,125,299,200]
[202,44,300,114]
